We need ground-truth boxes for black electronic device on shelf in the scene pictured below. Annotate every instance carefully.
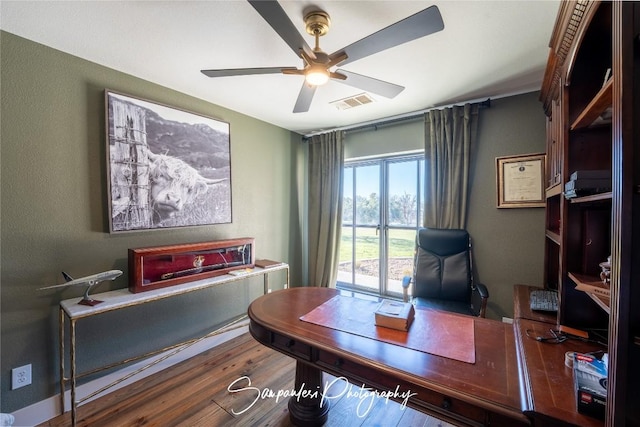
[564,170,611,199]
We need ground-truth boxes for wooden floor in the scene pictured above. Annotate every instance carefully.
[39,332,453,427]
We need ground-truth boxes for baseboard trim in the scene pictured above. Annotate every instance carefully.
[11,321,249,427]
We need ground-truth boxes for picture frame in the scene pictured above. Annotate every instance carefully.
[105,90,231,232]
[496,153,545,208]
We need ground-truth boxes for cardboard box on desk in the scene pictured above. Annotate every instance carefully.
[573,353,607,420]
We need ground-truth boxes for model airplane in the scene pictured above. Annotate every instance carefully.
[39,270,123,306]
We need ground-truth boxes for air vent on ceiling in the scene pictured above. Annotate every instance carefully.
[330,93,375,110]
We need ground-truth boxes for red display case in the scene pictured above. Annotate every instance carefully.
[128,238,254,293]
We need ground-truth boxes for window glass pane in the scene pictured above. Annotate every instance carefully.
[354,227,379,291]
[387,160,418,227]
[342,167,354,225]
[355,164,379,226]
[419,159,425,227]
[386,228,416,295]
[337,225,354,285]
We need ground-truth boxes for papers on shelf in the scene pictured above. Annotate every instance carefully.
[228,268,254,276]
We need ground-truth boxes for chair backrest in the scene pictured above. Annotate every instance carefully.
[413,227,472,302]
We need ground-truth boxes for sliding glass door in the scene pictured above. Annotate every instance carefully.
[338,154,424,297]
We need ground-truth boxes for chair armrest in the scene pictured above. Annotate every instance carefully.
[474,282,489,299]
[471,282,489,317]
[401,276,411,303]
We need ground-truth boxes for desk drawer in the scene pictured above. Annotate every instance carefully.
[271,334,312,361]
[316,350,490,426]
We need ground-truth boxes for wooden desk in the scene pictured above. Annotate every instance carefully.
[248,287,528,427]
[514,318,605,426]
[513,285,557,324]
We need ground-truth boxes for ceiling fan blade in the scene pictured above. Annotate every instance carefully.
[326,52,348,69]
[293,83,317,113]
[201,67,297,78]
[331,5,444,67]
[334,69,404,98]
[248,0,316,60]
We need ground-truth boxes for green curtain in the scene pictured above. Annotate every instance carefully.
[307,131,344,288]
[424,103,480,229]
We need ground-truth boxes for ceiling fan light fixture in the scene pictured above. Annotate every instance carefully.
[305,67,330,86]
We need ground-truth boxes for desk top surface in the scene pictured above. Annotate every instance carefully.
[513,285,605,426]
[515,318,605,427]
[248,287,525,421]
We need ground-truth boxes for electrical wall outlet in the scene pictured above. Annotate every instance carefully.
[11,364,32,390]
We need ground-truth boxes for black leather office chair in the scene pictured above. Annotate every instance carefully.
[402,227,488,317]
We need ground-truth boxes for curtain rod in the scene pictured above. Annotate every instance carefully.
[303,97,491,139]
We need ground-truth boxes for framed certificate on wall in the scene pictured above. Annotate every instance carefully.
[496,153,545,208]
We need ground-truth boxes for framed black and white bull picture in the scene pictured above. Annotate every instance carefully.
[105,90,231,232]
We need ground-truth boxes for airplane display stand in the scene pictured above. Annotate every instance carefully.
[58,263,289,427]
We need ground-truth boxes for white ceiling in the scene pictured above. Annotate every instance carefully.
[0,1,559,135]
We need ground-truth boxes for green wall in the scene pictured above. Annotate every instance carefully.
[343,92,547,320]
[467,93,546,320]
[1,32,301,413]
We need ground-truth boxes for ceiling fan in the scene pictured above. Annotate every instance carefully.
[201,1,444,113]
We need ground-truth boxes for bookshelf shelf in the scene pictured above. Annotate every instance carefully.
[546,183,563,198]
[568,271,611,314]
[568,191,612,204]
[546,230,561,245]
[571,78,613,131]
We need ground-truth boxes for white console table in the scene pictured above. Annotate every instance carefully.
[58,263,289,426]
